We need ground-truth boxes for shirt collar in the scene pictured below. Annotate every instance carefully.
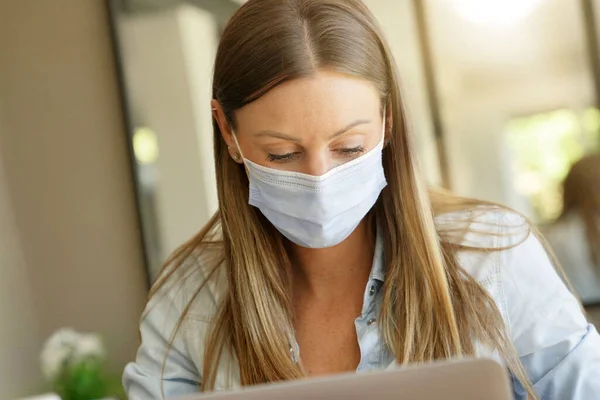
[369,226,385,283]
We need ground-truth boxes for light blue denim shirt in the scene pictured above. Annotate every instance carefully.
[123,210,600,399]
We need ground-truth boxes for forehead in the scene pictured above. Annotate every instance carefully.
[234,70,381,132]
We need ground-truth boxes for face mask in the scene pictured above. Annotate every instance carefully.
[233,113,387,248]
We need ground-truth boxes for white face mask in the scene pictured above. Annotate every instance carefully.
[233,113,387,248]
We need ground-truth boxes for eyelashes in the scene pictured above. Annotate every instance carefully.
[266,145,365,163]
[337,145,365,156]
[266,152,300,162]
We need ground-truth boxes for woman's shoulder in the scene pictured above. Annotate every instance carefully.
[436,207,590,346]
[148,241,227,324]
[435,206,532,282]
[124,242,228,397]
[435,206,530,249]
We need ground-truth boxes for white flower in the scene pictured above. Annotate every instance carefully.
[45,328,81,350]
[40,328,80,380]
[41,341,71,380]
[40,328,106,381]
[73,333,105,361]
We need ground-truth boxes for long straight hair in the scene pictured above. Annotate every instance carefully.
[150,0,536,397]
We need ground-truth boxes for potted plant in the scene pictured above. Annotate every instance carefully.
[40,328,124,400]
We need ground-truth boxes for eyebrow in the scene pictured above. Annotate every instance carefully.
[252,119,371,143]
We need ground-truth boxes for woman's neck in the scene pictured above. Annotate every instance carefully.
[288,219,375,299]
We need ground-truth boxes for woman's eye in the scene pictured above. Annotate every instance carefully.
[266,152,301,163]
[336,145,365,157]
[265,146,364,163]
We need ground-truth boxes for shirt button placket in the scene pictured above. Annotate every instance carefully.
[369,285,376,296]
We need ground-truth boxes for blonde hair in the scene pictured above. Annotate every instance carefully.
[149,0,537,397]
[561,154,600,267]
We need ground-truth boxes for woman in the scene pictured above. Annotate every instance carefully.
[123,1,600,399]
[544,154,600,304]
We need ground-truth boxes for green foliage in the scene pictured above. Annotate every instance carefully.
[507,107,600,223]
[49,357,125,400]
[51,358,108,400]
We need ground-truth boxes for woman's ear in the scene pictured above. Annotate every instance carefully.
[211,100,243,164]
[212,99,232,145]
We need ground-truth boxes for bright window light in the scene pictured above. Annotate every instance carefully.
[453,0,544,26]
[133,126,160,165]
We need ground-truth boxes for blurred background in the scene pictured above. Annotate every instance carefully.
[1,0,599,398]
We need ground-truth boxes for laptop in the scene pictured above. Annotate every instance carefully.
[177,358,512,400]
